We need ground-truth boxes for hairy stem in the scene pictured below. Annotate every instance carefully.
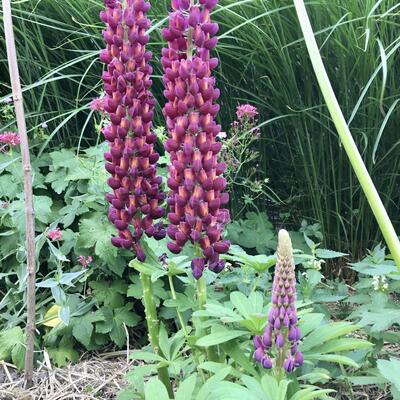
[140,273,174,398]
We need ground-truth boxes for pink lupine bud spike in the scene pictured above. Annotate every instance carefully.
[100,0,165,261]
[253,230,303,373]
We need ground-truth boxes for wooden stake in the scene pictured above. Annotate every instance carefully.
[2,0,37,388]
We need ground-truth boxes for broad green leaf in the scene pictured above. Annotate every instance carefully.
[290,386,335,400]
[315,338,372,354]
[72,315,94,348]
[377,358,400,390]
[144,378,170,400]
[196,328,247,347]
[222,340,258,376]
[358,309,400,332]
[0,327,24,361]
[11,342,26,370]
[196,367,231,400]
[301,322,360,351]
[299,313,324,337]
[130,350,166,363]
[175,374,197,400]
[349,261,398,276]
[305,354,359,368]
[315,249,347,259]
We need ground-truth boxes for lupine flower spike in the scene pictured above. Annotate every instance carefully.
[162,0,230,279]
[99,0,166,261]
[254,230,304,373]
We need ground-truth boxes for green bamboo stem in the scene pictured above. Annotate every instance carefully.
[293,0,400,268]
[140,273,174,398]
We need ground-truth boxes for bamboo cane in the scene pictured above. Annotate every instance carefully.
[2,0,37,388]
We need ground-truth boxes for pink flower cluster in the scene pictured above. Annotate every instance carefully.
[0,131,21,147]
[161,0,230,279]
[90,98,106,112]
[48,228,62,242]
[236,104,258,120]
[78,255,93,267]
[99,0,165,261]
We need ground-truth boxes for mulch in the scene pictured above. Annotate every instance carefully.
[0,353,131,400]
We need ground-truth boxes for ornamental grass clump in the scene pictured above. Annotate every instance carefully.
[99,0,165,261]
[161,0,230,279]
[254,230,304,374]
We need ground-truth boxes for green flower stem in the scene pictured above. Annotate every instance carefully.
[168,274,188,337]
[293,0,400,269]
[167,274,206,382]
[140,273,174,398]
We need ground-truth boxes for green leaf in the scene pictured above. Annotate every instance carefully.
[290,387,335,400]
[377,358,400,391]
[358,309,400,332]
[175,374,197,400]
[72,315,94,348]
[315,249,347,259]
[299,313,324,337]
[0,327,24,361]
[144,378,170,400]
[11,342,26,370]
[130,351,166,363]
[222,340,258,376]
[47,346,79,367]
[230,291,263,320]
[196,328,247,347]
[89,280,127,308]
[301,321,360,352]
[349,261,398,276]
[315,338,372,354]
[305,354,359,368]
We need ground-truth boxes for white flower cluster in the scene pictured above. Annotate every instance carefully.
[372,275,389,292]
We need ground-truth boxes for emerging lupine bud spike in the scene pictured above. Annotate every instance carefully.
[162,0,230,278]
[253,230,303,373]
[100,0,165,262]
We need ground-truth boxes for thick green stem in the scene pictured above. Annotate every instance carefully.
[140,273,174,398]
[293,0,400,269]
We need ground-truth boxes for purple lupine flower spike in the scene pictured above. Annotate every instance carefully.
[100,0,165,260]
[162,0,230,279]
[253,230,304,372]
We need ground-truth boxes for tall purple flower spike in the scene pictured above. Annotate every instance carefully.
[99,0,166,261]
[253,230,304,373]
[161,0,230,279]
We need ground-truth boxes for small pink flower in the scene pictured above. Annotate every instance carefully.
[89,98,105,112]
[217,131,227,139]
[0,132,21,147]
[78,255,93,268]
[1,202,9,209]
[236,104,258,120]
[48,228,62,241]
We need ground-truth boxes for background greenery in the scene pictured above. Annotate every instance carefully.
[1,0,399,259]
